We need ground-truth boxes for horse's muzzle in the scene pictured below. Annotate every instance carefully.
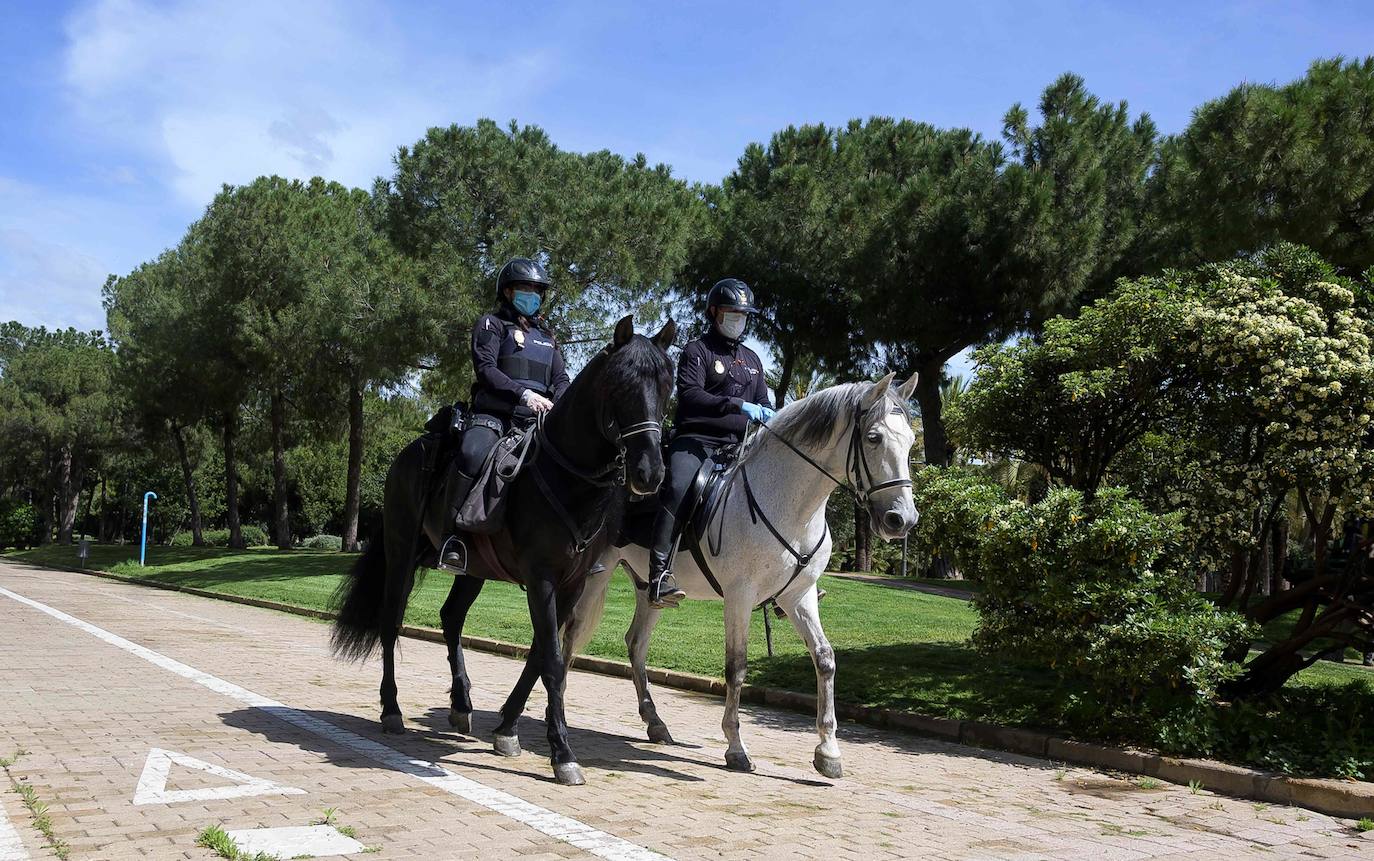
[872,497,918,541]
[627,459,664,497]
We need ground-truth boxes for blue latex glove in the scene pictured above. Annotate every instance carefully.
[741,402,775,423]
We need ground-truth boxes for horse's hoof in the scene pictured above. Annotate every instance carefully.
[381,714,404,734]
[724,752,755,773]
[813,749,843,779]
[646,722,675,745]
[493,734,521,757]
[553,762,586,786]
[448,709,473,734]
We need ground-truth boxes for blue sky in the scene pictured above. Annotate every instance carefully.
[2,0,1372,377]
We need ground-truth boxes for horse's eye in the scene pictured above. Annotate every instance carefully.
[866,431,882,444]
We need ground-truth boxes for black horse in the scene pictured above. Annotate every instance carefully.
[331,315,675,785]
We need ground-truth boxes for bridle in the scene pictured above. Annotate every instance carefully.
[529,388,664,553]
[752,400,913,508]
[691,396,912,605]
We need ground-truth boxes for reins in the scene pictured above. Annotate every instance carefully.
[693,396,912,607]
[532,408,662,554]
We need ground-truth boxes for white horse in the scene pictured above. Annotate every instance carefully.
[561,373,919,778]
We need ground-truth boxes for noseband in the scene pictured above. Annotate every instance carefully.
[757,401,913,507]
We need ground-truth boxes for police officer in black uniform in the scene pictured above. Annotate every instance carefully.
[648,278,775,607]
[440,257,571,572]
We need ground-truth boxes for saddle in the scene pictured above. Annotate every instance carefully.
[675,442,741,549]
[420,402,534,539]
[453,425,535,535]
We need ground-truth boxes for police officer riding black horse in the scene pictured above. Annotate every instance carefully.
[647,278,775,608]
[439,257,570,572]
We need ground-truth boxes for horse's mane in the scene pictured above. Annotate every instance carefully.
[559,334,671,399]
[599,334,673,395]
[747,381,911,460]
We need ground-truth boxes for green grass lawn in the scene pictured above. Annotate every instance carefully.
[6,542,1373,778]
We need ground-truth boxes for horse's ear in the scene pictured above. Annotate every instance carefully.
[652,319,677,351]
[613,314,634,349]
[897,372,918,401]
[860,372,895,411]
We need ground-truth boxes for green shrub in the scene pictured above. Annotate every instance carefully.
[914,471,1253,721]
[300,534,342,551]
[168,525,269,548]
[0,500,41,549]
[239,525,268,547]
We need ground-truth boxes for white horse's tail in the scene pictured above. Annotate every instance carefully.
[562,558,617,661]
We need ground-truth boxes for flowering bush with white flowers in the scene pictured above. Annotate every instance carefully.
[950,244,1374,699]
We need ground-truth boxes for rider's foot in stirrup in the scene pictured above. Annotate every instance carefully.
[648,572,686,608]
[438,536,468,575]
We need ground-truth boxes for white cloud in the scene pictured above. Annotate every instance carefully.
[0,0,560,332]
[60,0,557,206]
[0,228,110,331]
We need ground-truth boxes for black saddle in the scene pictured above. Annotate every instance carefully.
[615,441,740,560]
[677,442,740,546]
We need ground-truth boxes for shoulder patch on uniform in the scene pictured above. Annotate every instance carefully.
[475,327,497,346]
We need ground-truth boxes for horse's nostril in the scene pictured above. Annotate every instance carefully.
[883,510,904,533]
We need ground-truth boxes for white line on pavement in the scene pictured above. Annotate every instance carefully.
[0,795,28,861]
[0,585,672,861]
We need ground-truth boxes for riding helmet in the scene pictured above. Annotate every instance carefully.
[496,257,552,298]
[705,278,759,315]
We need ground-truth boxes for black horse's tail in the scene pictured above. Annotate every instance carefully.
[330,530,387,662]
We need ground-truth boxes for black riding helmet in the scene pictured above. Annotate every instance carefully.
[495,257,552,299]
[705,278,759,316]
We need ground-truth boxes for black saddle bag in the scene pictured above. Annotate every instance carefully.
[453,426,537,534]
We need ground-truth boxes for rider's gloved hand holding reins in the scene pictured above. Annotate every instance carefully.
[741,402,775,423]
[522,389,554,413]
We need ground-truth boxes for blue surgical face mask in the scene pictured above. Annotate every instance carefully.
[512,290,541,317]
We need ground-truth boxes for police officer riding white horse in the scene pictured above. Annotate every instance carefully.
[647,278,775,607]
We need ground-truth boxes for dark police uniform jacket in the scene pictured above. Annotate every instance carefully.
[671,330,772,443]
[469,306,571,421]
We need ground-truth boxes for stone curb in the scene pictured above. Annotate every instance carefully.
[17,559,1374,820]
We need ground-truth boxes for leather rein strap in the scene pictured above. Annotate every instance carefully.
[532,412,661,554]
[690,400,911,605]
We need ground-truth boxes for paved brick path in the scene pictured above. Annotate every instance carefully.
[0,561,1369,860]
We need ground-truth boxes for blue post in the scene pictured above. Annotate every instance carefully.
[140,491,157,566]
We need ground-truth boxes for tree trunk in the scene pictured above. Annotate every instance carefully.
[773,344,796,409]
[1270,519,1289,594]
[79,474,95,541]
[38,450,55,545]
[56,445,82,545]
[914,354,957,576]
[223,411,245,549]
[117,478,129,544]
[270,388,291,550]
[852,501,872,572]
[170,421,205,546]
[97,473,108,542]
[341,374,365,552]
[914,357,949,466]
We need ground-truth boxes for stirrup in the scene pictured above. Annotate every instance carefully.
[648,573,685,608]
[438,536,469,575]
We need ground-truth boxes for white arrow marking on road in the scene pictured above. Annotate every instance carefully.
[133,747,305,805]
[0,584,673,861]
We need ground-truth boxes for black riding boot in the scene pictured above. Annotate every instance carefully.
[438,466,479,575]
[647,507,687,609]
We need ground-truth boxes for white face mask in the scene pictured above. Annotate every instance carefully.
[717,311,746,340]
